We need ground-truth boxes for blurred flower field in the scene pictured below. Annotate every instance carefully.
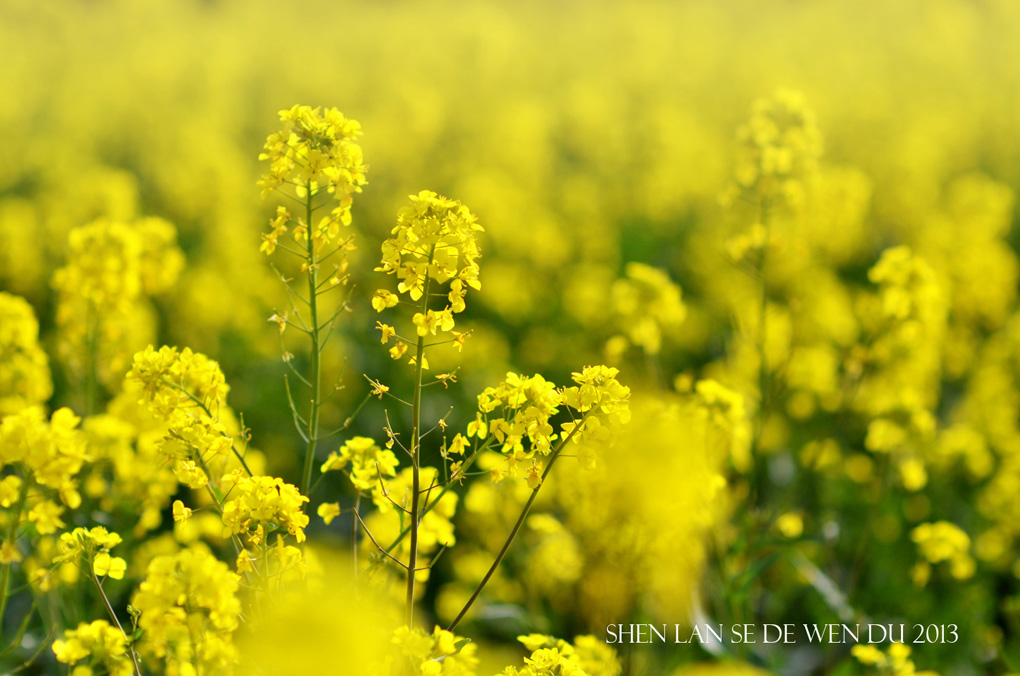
[2,0,1020,674]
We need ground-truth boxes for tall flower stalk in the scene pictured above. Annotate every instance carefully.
[371,190,482,626]
[258,105,368,495]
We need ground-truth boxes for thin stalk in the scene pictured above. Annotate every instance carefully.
[0,476,30,632]
[301,180,323,496]
[90,570,143,676]
[753,198,772,450]
[748,198,772,514]
[352,492,361,583]
[382,438,492,556]
[447,410,592,631]
[84,304,99,416]
[406,260,434,628]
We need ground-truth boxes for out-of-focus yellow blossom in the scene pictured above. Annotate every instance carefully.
[690,379,751,472]
[0,292,52,416]
[51,218,183,391]
[320,435,398,492]
[392,625,478,676]
[607,262,686,357]
[81,405,179,537]
[52,620,133,676]
[0,406,86,500]
[730,88,822,207]
[854,247,946,490]
[133,547,241,675]
[0,406,88,552]
[911,521,975,584]
[171,499,191,522]
[775,512,804,539]
[238,552,391,674]
[23,535,79,592]
[501,634,621,676]
[317,502,341,525]
[851,642,940,676]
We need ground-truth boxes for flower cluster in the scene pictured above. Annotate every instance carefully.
[54,526,127,580]
[479,373,562,459]
[391,625,478,676]
[560,366,632,451]
[258,105,367,235]
[606,263,686,358]
[221,472,310,545]
[851,643,940,676]
[132,548,241,676]
[0,293,52,416]
[474,367,631,483]
[501,634,621,676]
[731,88,822,205]
[127,345,230,417]
[0,407,88,549]
[911,521,976,585]
[320,436,398,493]
[378,190,483,302]
[373,191,483,361]
[51,219,183,388]
[52,620,133,676]
[125,346,240,489]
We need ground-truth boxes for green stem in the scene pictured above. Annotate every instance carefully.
[382,438,492,556]
[447,410,592,631]
[84,303,99,416]
[352,492,361,584]
[406,263,434,629]
[749,199,772,512]
[90,570,143,676]
[754,199,771,444]
[301,180,322,496]
[0,475,30,637]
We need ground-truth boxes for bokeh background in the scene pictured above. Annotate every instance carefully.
[3,0,1020,674]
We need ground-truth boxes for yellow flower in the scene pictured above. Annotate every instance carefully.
[776,512,804,539]
[317,502,341,525]
[320,437,399,492]
[52,620,131,676]
[133,547,241,675]
[28,500,65,535]
[258,105,367,229]
[376,322,396,344]
[377,190,483,304]
[912,521,975,582]
[172,500,192,522]
[0,292,53,416]
[92,552,127,580]
[372,289,399,312]
[221,472,310,544]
